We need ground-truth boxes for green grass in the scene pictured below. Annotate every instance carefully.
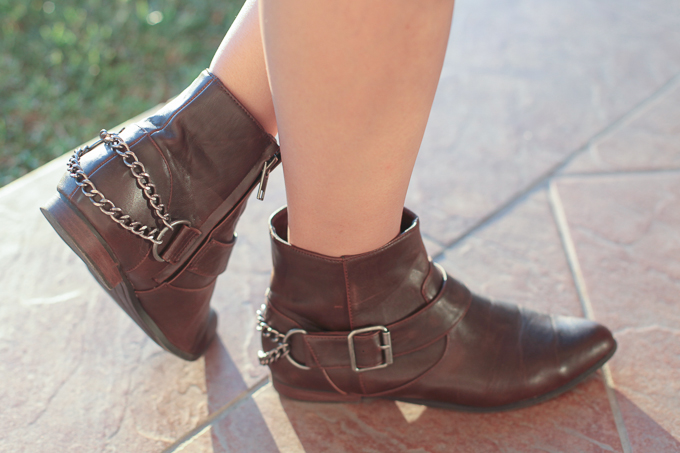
[0,0,242,187]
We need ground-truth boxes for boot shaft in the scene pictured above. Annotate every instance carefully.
[58,70,278,234]
[267,206,442,332]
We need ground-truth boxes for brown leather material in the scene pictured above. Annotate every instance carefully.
[262,207,617,410]
[292,275,472,369]
[45,70,280,360]
[160,224,202,264]
[187,236,237,277]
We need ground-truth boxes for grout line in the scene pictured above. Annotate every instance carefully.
[162,376,270,453]
[430,71,680,259]
[557,167,680,179]
[548,181,632,453]
[547,181,595,319]
[601,364,633,453]
[431,184,542,261]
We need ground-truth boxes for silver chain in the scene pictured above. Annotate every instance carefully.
[256,305,290,366]
[67,129,177,245]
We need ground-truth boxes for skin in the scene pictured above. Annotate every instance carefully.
[212,0,455,257]
[209,0,277,136]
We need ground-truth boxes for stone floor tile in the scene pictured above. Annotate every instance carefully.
[408,0,680,245]
[176,429,214,453]
[437,189,582,316]
[563,81,680,174]
[209,395,279,453]
[219,377,621,453]
[208,168,288,389]
[0,159,211,452]
[611,328,680,452]
[555,172,680,449]
[555,173,680,332]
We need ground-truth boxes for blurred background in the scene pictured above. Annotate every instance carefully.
[0,0,241,187]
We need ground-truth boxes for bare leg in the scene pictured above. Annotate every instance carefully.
[260,0,455,256]
[210,0,277,135]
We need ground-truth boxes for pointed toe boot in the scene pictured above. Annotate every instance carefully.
[41,70,280,360]
[258,207,617,411]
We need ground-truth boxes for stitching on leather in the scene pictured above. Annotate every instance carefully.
[394,327,452,359]
[182,268,213,279]
[144,130,174,209]
[364,335,449,398]
[167,279,217,292]
[320,369,349,396]
[358,373,368,395]
[68,153,117,197]
[279,243,345,264]
[164,228,199,263]
[266,300,302,328]
[342,260,354,330]
[186,250,233,277]
[188,238,234,272]
[135,278,215,294]
[125,246,152,273]
[386,275,449,330]
[303,335,322,368]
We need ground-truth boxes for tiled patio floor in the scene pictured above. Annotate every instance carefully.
[2,0,679,451]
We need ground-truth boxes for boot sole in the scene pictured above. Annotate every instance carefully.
[272,342,617,412]
[41,193,213,361]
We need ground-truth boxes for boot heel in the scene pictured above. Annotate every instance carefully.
[41,193,122,291]
[41,193,209,361]
[272,377,362,403]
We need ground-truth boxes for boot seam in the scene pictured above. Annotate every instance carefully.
[141,124,174,209]
[265,299,304,330]
[342,260,355,330]
[125,247,152,274]
[320,369,350,396]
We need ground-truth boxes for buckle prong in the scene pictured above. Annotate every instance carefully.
[348,325,393,373]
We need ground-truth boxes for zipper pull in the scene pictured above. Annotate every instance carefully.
[257,154,280,201]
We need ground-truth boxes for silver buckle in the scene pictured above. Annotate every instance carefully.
[347,326,393,373]
[284,329,311,370]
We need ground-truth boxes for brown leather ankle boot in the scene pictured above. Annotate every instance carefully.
[41,70,280,361]
[259,207,616,411]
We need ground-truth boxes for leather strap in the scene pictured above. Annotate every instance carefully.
[187,236,237,276]
[160,224,202,264]
[288,274,472,370]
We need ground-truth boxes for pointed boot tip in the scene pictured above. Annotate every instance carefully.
[552,315,617,372]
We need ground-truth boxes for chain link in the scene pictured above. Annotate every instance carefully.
[256,304,291,366]
[67,129,179,245]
